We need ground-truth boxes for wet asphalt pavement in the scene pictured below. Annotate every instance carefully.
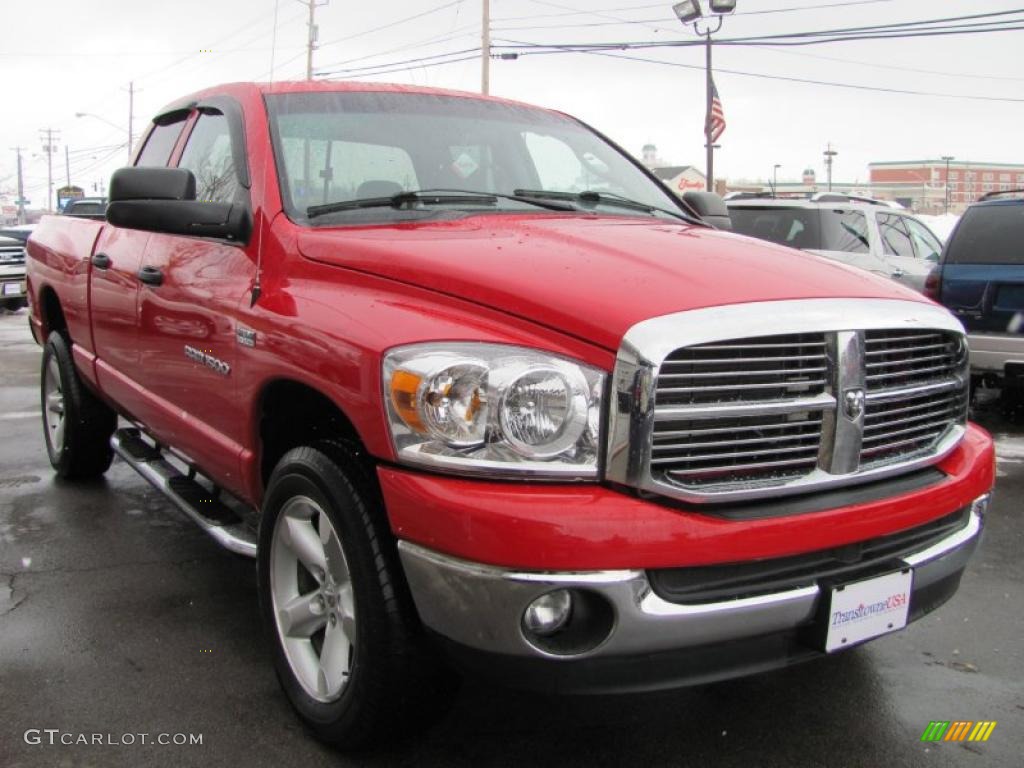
[0,308,1021,768]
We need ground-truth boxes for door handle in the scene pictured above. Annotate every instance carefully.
[92,253,111,270]
[137,265,164,287]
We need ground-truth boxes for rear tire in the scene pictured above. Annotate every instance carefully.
[40,333,116,479]
[257,446,454,749]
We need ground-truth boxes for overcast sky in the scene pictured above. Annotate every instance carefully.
[2,0,1021,205]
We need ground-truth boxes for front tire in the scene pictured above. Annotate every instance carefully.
[257,446,450,749]
[40,333,116,479]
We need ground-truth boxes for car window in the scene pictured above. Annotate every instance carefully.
[177,112,239,204]
[945,204,1024,265]
[820,210,869,253]
[279,137,419,210]
[877,213,915,258]
[904,217,943,261]
[135,119,186,168]
[728,207,821,249]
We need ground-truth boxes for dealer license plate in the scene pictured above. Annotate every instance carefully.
[3,282,21,296]
[824,569,912,653]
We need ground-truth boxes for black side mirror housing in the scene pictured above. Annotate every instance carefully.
[106,167,251,243]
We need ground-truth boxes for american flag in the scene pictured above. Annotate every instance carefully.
[706,79,726,143]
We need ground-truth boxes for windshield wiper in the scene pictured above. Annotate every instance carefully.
[513,188,695,222]
[307,188,575,219]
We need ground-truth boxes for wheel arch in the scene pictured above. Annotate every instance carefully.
[255,378,378,495]
[37,284,67,340]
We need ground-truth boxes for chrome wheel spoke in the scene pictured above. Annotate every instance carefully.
[318,621,351,697]
[278,590,327,638]
[271,494,357,703]
[281,514,327,574]
[43,356,66,453]
[321,523,349,584]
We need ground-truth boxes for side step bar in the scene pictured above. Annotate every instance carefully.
[111,428,257,557]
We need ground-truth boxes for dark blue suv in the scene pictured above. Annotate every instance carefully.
[927,193,1024,390]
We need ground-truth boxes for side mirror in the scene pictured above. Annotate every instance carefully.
[106,167,251,243]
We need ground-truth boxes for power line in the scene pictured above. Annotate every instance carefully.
[491,41,1024,103]
[318,1,465,49]
[318,47,481,77]
[750,43,1024,82]
[320,53,482,80]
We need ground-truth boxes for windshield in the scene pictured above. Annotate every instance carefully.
[728,206,869,253]
[265,91,689,225]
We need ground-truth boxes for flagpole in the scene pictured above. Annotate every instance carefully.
[705,30,713,193]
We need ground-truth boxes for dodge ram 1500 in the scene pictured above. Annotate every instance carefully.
[26,81,994,748]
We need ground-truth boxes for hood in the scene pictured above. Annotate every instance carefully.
[298,215,927,351]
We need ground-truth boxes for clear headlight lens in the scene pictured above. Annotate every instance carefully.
[383,343,605,478]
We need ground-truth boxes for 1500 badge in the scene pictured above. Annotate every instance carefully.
[184,345,231,376]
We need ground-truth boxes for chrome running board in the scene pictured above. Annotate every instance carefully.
[111,428,257,557]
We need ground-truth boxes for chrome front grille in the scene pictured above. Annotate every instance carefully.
[655,333,828,405]
[606,300,969,504]
[861,330,968,466]
[652,412,823,486]
[0,245,25,264]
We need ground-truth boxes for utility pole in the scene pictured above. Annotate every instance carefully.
[823,142,838,192]
[10,147,26,224]
[65,145,71,187]
[39,128,60,212]
[299,0,329,80]
[481,0,491,95]
[127,81,135,161]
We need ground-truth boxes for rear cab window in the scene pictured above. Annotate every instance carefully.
[945,204,1024,265]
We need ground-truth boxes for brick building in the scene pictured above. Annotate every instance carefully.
[868,160,1024,213]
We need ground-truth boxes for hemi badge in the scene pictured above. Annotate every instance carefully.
[236,327,257,348]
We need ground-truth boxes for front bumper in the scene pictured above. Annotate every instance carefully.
[399,497,987,693]
[967,332,1024,376]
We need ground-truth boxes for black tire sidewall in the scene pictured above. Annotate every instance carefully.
[257,447,402,745]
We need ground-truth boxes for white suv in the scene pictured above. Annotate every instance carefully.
[726,195,944,292]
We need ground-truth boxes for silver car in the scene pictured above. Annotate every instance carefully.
[726,196,944,292]
[0,233,27,311]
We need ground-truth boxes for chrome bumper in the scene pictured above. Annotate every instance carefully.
[968,332,1024,374]
[398,496,987,661]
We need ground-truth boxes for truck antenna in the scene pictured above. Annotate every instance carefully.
[251,0,282,307]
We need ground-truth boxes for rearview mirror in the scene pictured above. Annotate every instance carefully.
[106,167,251,243]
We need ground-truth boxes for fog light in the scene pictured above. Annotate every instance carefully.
[523,590,573,636]
[971,494,991,518]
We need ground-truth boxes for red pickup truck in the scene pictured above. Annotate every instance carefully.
[26,81,994,747]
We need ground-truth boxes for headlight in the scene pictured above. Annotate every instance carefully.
[383,343,605,478]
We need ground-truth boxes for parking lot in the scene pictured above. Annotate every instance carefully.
[0,307,1021,768]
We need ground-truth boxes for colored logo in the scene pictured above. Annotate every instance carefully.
[921,721,997,742]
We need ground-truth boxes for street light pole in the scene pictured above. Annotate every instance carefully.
[941,155,954,214]
[673,2,735,194]
[772,163,781,197]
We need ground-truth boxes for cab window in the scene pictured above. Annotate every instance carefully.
[177,112,239,204]
[135,119,186,168]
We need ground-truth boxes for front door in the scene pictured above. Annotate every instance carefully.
[133,109,255,488]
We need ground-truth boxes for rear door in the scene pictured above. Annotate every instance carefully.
[940,201,1024,333]
[90,115,187,415]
